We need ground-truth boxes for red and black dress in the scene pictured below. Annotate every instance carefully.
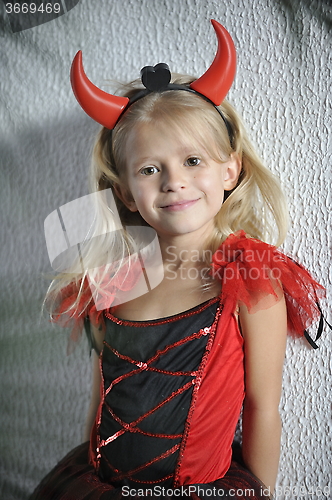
[29,232,329,499]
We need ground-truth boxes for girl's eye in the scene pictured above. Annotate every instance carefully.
[185,157,201,167]
[140,166,159,176]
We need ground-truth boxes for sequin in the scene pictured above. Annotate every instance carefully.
[93,298,221,486]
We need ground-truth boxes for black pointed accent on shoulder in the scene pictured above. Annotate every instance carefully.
[304,302,332,349]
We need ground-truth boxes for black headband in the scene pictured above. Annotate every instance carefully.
[121,63,234,147]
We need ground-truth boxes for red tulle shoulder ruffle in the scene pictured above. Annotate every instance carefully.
[212,231,326,346]
[50,261,143,352]
[50,279,98,346]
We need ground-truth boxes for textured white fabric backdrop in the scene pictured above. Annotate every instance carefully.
[0,0,331,498]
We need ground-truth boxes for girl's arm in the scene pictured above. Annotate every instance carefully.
[83,325,105,442]
[239,295,287,494]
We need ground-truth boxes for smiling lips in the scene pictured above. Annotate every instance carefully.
[160,199,200,211]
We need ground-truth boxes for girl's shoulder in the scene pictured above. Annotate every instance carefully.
[48,278,103,353]
[49,259,144,352]
[212,231,327,347]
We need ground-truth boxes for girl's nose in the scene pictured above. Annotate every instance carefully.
[160,165,186,192]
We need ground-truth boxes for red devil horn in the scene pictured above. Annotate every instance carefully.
[70,51,129,129]
[190,20,236,106]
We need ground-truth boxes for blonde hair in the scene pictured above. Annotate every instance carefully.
[46,74,288,319]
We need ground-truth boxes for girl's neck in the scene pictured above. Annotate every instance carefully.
[110,231,220,322]
[158,232,213,270]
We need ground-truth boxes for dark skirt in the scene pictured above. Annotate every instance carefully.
[29,442,272,500]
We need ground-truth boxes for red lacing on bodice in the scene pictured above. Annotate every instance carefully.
[103,328,211,395]
[94,299,221,485]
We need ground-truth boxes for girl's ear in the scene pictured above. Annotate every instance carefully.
[113,184,138,212]
[224,152,242,191]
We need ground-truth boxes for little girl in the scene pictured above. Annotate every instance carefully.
[30,20,327,500]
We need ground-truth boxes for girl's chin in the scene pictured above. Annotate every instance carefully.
[152,223,215,240]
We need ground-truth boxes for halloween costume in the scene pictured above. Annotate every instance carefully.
[30,232,328,499]
[30,20,329,499]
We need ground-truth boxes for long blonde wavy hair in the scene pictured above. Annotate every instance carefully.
[46,74,288,319]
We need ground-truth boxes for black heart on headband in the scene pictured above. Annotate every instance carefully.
[140,63,171,92]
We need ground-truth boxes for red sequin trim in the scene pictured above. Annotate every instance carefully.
[98,453,175,485]
[104,341,199,377]
[173,300,223,487]
[102,326,212,397]
[127,473,174,485]
[106,444,180,482]
[93,353,106,473]
[104,297,219,327]
[100,381,193,446]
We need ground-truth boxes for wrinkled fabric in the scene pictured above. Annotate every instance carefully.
[29,442,271,499]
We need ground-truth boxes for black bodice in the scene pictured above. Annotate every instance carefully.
[96,298,219,487]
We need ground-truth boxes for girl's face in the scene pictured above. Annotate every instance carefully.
[118,121,240,242]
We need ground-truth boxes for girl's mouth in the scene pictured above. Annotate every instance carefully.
[160,199,199,211]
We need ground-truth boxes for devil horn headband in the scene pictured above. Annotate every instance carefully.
[70,20,236,130]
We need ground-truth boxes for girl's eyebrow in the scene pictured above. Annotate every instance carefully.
[129,157,156,169]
